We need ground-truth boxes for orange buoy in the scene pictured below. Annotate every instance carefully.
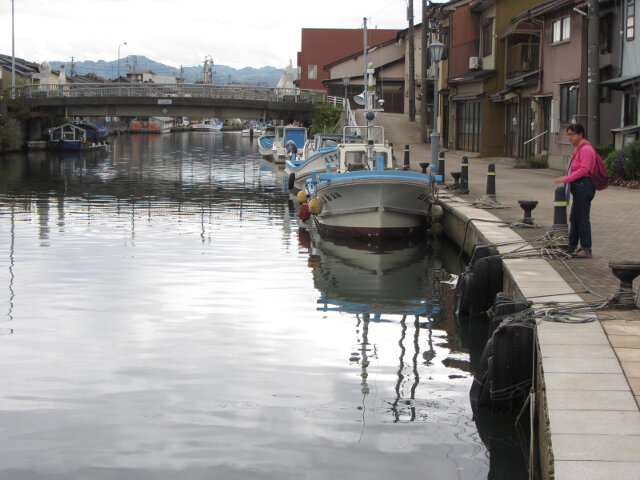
[308,197,322,214]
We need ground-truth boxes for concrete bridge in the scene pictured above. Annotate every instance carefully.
[4,83,334,122]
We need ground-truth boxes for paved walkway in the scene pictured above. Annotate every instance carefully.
[370,112,640,478]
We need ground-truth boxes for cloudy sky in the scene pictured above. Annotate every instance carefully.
[1,0,419,70]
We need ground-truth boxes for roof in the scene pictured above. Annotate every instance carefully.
[600,75,640,90]
[0,54,39,76]
[447,69,496,85]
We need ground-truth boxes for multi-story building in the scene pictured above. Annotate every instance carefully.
[296,28,398,92]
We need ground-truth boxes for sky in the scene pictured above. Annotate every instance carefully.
[0,0,419,71]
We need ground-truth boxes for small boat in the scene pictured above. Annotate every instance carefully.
[191,119,222,131]
[306,125,439,239]
[258,134,275,158]
[48,122,109,151]
[285,133,360,193]
[241,125,265,137]
[270,125,307,163]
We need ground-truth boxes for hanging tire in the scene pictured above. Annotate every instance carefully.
[469,255,503,314]
[288,172,295,191]
[470,243,499,266]
[454,270,473,318]
[469,338,494,414]
[487,292,532,336]
[489,316,536,412]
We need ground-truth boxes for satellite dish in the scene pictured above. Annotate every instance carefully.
[353,91,366,106]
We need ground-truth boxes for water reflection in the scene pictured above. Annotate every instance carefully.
[0,134,489,479]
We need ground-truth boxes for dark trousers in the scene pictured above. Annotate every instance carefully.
[569,178,595,250]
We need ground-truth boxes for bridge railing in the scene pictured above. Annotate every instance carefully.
[10,83,329,104]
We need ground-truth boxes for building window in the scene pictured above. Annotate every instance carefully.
[627,0,635,40]
[552,16,571,43]
[624,93,637,126]
[308,65,317,80]
[481,20,493,57]
[560,84,578,122]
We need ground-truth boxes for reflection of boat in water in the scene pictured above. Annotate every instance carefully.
[308,231,441,318]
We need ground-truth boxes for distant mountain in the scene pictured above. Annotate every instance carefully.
[49,55,290,86]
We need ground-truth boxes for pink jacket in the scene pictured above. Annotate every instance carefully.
[564,140,597,183]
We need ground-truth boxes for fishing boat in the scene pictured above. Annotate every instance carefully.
[284,133,347,193]
[191,119,222,131]
[257,126,276,158]
[305,124,439,239]
[270,125,307,163]
[48,121,109,151]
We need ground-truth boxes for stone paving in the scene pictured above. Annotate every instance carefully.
[370,112,640,479]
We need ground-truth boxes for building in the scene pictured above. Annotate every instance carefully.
[322,37,406,113]
[601,0,639,149]
[296,28,399,92]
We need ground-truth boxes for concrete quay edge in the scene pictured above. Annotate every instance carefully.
[438,194,640,480]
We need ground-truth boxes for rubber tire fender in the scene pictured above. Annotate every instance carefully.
[470,256,503,314]
[288,172,295,191]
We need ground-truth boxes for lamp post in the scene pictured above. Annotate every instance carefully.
[342,75,350,105]
[117,42,127,81]
[428,41,445,170]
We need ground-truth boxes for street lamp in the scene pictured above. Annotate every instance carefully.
[342,75,350,105]
[117,42,127,81]
[428,41,445,171]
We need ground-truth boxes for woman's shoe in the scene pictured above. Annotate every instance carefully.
[573,249,592,258]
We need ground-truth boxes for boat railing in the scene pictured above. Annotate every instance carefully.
[343,125,384,144]
[10,83,328,104]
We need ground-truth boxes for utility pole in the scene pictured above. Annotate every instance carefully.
[408,0,416,121]
[11,0,15,99]
[586,0,600,144]
[420,1,429,142]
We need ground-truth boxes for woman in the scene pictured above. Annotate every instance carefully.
[553,123,597,258]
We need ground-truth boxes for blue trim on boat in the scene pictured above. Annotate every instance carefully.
[318,169,433,185]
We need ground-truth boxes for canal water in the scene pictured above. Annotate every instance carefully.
[0,133,529,479]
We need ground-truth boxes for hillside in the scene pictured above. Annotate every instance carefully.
[49,55,289,86]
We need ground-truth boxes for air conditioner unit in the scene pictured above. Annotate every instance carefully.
[469,56,481,70]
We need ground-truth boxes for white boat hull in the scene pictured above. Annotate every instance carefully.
[313,172,434,238]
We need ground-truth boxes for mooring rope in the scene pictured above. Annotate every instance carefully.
[471,194,505,209]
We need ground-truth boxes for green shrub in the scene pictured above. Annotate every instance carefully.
[605,139,640,181]
[596,141,614,159]
[311,102,342,135]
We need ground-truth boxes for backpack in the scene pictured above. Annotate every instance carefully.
[590,152,610,191]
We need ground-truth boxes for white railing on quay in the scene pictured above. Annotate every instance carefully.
[9,83,329,104]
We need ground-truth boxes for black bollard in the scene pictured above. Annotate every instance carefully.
[437,151,446,184]
[403,144,410,170]
[486,163,496,199]
[460,155,469,194]
[552,186,568,229]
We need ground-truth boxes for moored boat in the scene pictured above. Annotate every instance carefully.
[306,126,439,239]
[271,125,307,163]
[285,133,367,193]
[48,121,109,151]
[191,119,222,131]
